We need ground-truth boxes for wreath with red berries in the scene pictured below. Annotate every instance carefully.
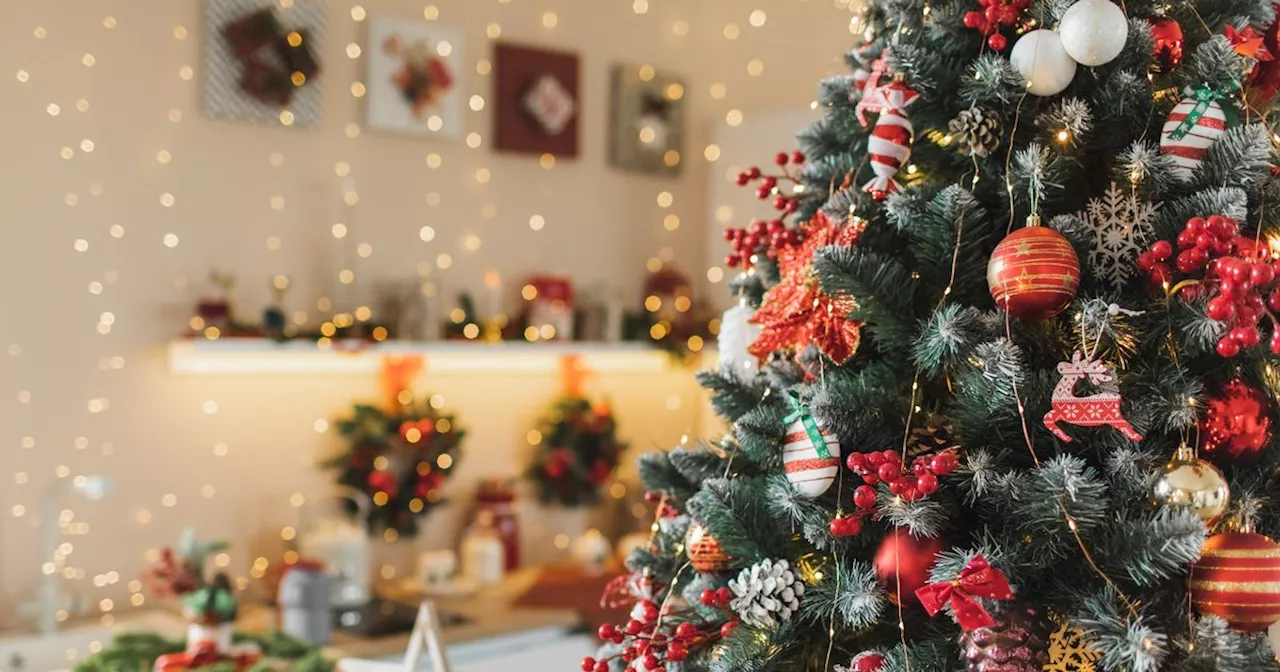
[526,396,624,507]
[326,400,465,537]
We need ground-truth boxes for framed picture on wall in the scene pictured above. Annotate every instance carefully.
[493,43,580,158]
[608,64,687,176]
[364,15,464,138]
[203,0,325,128]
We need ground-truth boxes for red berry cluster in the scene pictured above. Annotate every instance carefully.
[583,592,737,672]
[736,153,805,207]
[845,449,959,501]
[1138,215,1280,357]
[723,219,803,268]
[962,0,1030,50]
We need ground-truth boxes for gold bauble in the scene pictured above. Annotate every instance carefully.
[1152,444,1230,525]
[686,522,732,573]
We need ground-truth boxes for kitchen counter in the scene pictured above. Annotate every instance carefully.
[1,569,582,670]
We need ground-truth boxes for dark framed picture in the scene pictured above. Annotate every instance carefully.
[493,43,581,158]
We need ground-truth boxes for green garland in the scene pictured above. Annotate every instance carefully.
[74,631,331,672]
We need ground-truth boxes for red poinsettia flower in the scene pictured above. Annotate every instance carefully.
[1227,25,1274,60]
[749,212,864,364]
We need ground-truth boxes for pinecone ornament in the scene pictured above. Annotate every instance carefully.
[948,107,1000,157]
[728,558,805,628]
[958,603,1051,672]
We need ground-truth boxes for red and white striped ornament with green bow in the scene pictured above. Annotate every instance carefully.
[1160,85,1239,180]
[782,391,841,498]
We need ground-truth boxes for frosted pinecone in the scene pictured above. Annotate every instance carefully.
[948,107,1000,157]
[728,558,804,628]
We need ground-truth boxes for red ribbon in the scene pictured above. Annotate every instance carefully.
[913,555,1013,631]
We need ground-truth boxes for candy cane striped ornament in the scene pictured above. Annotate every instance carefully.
[1160,87,1236,180]
[863,80,919,200]
[782,391,841,498]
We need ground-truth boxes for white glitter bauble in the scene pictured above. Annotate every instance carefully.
[1010,30,1078,96]
[1059,0,1128,66]
[717,300,761,377]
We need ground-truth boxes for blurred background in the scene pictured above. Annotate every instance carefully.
[0,0,857,668]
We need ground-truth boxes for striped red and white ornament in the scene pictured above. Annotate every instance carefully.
[862,80,919,200]
[1160,87,1235,180]
[1190,531,1280,632]
[782,414,841,498]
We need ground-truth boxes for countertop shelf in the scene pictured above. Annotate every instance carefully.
[167,339,679,375]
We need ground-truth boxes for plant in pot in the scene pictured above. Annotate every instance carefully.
[141,530,237,653]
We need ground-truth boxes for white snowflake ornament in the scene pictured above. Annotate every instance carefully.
[1080,182,1158,291]
[728,558,805,628]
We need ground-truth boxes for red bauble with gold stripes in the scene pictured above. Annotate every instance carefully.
[986,224,1081,320]
[1190,531,1280,632]
[686,522,732,573]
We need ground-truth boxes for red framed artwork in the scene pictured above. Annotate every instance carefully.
[493,42,581,158]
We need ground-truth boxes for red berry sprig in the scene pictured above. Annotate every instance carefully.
[723,218,802,269]
[963,0,1031,50]
[844,449,958,502]
[1138,214,1280,357]
[583,589,739,672]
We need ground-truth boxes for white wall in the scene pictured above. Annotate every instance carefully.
[0,0,854,628]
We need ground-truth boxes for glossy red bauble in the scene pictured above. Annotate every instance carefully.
[846,651,887,672]
[873,529,945,607]
[1201,379,1274,459]
[987,225,1081,320]
[1190,531,1280,631]
[1150,16,1184,74]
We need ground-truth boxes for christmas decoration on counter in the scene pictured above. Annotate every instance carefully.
[327,399,465,537]
[526,396,624,507]
[1010,30,1077,96]
[834,652,887,672]
[749,212,863,363]
[1042,350,1143,443]
[987,217,1081,319]
[1152,443,1231,524]
[474,479,521,571]
[444,292,484,340]
[1139,215,1280,357]
[261,274,290,340]
[624,267,711,357]
[782,390,841,498]
[948,107,1001,157]
[958,603,1052,672]
[365,15,463,137]
[277,561,332,646]
[916,555,1013,631]
[609,63,688,176]
[1081,183,1157,292]
[1160,85,1239,179]
[141,531,240,654]
[1200,378,1275,458]
[1150,15,1184,74]
[718,296,762,377]
[1190,529,1280,631]
[461,514,506,587]
[298,489,373,608]
[572,528,615,574]
[961,0,1029,51]
[874,530,946,605]
[862,79,919,200]
[493,43,581,157]
[1058,0,1128,66]
[73,631,331,672]
[204,0,324,127]
[728,558,805,628]
[686,521,733,573]
[1044,618,1101,672]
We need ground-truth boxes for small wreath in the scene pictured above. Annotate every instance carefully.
[527,396,624,507]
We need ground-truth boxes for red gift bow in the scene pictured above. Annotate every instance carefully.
[913,555,1013,631]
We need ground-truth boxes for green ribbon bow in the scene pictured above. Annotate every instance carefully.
[783,390,831,460]
[1167,85,1240,141]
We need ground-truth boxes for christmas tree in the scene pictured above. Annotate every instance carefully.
[587,1,1280,671]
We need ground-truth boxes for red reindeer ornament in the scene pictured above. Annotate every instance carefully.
[1043,351,1143,443]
